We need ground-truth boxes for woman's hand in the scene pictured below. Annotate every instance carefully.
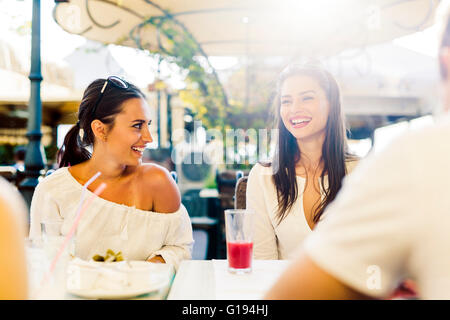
[147,255,166,264]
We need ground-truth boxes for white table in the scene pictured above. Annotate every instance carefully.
[168,260,290,300]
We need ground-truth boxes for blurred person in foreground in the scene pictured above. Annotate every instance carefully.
[0,178,28,299]
[266,3,450,300]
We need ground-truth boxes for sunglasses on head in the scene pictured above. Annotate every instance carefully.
[91,76,129,119]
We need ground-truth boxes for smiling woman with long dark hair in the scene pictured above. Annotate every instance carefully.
[246,63,358,260]
[29,77,193,269]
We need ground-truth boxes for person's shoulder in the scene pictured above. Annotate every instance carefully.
[410,116,450,146]
[249,162,273,178]
[384,117,450,160]
[35,167,70,192]
[138,163,180,212]
[349,119,450,180]
[138,163,174,184]
[247,162,275,193]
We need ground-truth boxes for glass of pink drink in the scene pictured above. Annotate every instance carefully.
[224,209,254,274]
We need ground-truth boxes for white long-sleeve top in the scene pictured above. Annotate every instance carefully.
[247,161,358,260]
[29,167,193,270]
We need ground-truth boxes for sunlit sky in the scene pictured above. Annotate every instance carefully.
[0,0,85,62]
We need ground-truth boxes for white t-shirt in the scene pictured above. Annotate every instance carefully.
[29,167,193,270]
[303,116,450,299]
[247,160,358,260]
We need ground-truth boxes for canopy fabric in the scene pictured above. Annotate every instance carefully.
[0,39,82,103]
[54,0,442,57]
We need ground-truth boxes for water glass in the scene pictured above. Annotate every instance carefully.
[40,219,75,260]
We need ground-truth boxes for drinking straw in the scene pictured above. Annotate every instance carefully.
[46,182,107,277]
[74,171,102,218]
[35,172,106,295]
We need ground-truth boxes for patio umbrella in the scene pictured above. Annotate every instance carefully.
[53,0,441,58]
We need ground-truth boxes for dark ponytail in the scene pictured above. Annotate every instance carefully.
[57,78,145,168]
[57,122,91,167]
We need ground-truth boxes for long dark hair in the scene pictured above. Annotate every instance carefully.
[57,78,145,168]
[267,64,355,225]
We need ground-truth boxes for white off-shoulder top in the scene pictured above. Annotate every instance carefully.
[29,167,193,270]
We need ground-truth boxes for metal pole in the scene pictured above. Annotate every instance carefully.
[157,90,161,147]
[156,56,161,148]
[167,93,172,153]
[19,0,46,209]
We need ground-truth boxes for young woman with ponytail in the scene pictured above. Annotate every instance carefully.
[29,77,193,269]
[246,64,359,260]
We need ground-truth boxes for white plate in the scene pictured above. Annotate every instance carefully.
[67,278,168,299]
[65,259,171,299]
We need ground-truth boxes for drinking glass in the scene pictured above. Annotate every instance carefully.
[40,219,76,298]
[40,219,75,262]
[224,209,254,274]
[41,219,64,258]
[25,238,46,297]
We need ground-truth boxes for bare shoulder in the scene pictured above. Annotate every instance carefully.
[139,163,172,181]
[138,164,181,213]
